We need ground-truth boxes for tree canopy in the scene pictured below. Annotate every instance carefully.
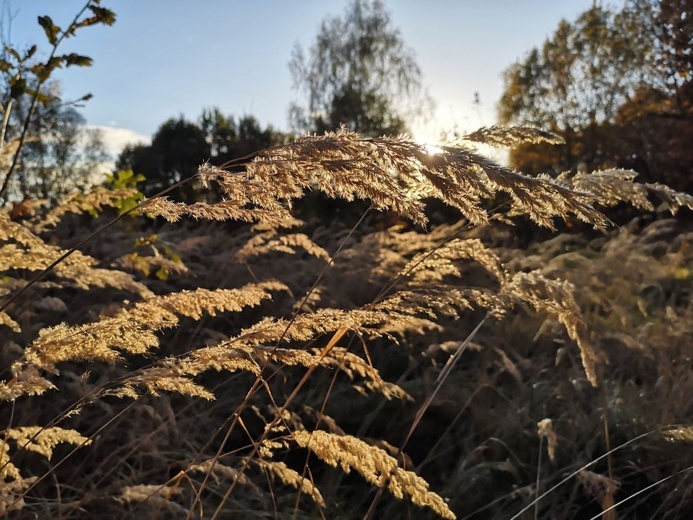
[289,0,431,137]
[117,110,287,196]
[499,0,661,131]
[498,0,693,191]
[16,84,107,200]
[0,1,115,203]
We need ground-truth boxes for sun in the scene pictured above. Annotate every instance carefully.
[421,142,445,155]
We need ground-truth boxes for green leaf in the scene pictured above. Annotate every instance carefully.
[117,195,144,215]
[155,267,170,281]
[38,16,60,45]
[9,76,26,99]
[88,6,117,26]
[78,6,117,29]
[25,45,38,59]
[109,169,146,189]
[64,53,93,67]
[29,63,50,83]
[0,59,11,72]
[4,46,21,61]
[162,246,182,265]
[43,56,65,75]
[134,234,157,248]
[24,88,54,106]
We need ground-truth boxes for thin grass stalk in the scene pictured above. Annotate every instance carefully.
[270,204,373,349]
[0,100,13,156]
[587,465,693,520]
[188,205,372,517]
[261,463,281,520]
[509,430,657,520]
[9,400,139,512]
[209,332,346,520]
[207,317,357,518]
[600,382,613,482]
[375,221,471,302]
[187,385,257,519]
[126,474,184,520]
[0,373,109,478]
[292,350,344,514]
[3,357,207,510]
[535,436,544,520]
[417,384,489,472]
[363,315,487,520]
[185,417,256,518]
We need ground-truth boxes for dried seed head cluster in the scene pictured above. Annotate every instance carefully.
[32,186,141,232]
[292,430,456,519]
[505,271,599,385]
[558,169,693,215]
[2,125,691,518]
[401,238,507,285]
[258,460,326,508]
[141,129,612,231]
[460,125,565,147]
[0,214,152,319]
[1,281,286,400]
[235,230,331,263]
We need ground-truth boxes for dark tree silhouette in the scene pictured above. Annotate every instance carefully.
[117,111,288,197]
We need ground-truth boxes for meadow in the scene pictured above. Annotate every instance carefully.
[2,127,693,519]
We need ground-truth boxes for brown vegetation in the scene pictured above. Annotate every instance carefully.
[2,128,693,518]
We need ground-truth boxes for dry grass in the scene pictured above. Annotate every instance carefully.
[1,128,693,518]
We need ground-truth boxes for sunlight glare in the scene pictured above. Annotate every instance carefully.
[421,142,445,155]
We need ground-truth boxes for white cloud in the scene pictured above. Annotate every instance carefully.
[86,125,151,160]
[74,126,150,180]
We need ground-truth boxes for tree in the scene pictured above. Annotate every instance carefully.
[16,83,108,200]
[289,0,431,137]
[498,0,693,191]
[199,108,287,166]
[0,77,109,201]
[499,1,659,132]
[0,0,116,203]
[117,110,287,196]
[655,0,693,101]
[117,117,209,195]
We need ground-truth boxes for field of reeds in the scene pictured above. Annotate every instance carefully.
[2,127,693,519]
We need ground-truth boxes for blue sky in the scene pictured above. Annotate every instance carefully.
[9,1,597,156]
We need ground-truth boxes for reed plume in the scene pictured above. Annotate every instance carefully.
[2,126,692,518]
